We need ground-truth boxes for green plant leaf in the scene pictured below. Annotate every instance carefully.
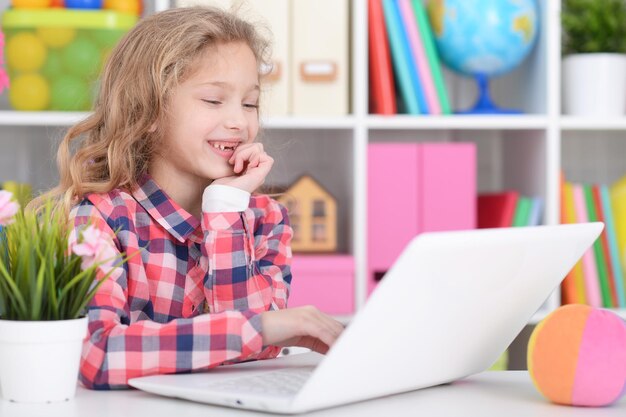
[562,0,626,54]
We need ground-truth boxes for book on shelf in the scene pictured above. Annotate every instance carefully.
[611,176,626,306]
[512,196,532,227]
[560,181,587,305]
[560,176,626,309]
[477,191,519,228]
[368,0,397,115]
[583,184,612,307]
[398,0,432,114]
[601,185,626,308]
[572,183,603,308]
[409,0,450,114]
[592,185,619,307]
[381,0,421,114]
[477,191,542,229]
[373,0,451,115]
[527,197,543,227]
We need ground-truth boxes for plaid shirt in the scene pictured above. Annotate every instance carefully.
[69,175,292,390]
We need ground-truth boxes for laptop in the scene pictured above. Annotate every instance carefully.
[129,223,603,414]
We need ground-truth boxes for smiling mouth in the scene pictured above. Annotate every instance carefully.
[208,141,240,151]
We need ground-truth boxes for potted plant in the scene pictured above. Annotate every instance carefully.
[561,0,626,116]
[0,190,126,403]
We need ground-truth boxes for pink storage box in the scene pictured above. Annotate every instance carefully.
[367,142,476,294]
[288,255,354,315]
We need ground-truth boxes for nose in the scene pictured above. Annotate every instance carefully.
[224,103,247,131]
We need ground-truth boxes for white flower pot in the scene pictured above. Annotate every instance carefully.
[562,53,626,116]
[0,317,88,403]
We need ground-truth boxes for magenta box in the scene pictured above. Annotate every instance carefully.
[288,254,354,315]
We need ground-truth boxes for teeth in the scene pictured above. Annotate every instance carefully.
[212,142,236,151]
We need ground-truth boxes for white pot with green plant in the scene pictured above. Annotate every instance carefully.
[561,0,626,116]
[0,191,124,403]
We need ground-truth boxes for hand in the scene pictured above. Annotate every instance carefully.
[260,306,345,354]
[212,143,273,193]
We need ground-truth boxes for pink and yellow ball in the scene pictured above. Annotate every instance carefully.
[527,304,626,407]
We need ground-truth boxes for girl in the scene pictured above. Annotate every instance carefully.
[39,6,344,390]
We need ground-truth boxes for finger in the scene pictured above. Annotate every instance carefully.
[298,336,329,355]
[308,308,344,339]
[230,145,261,169]
[318,315,344,341]
[228,143,254,164]
[247,153,261,170]
[304,314,340,349]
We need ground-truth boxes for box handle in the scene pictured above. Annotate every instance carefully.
[300,61,337,82]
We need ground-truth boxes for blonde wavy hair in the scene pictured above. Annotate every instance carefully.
[32,6,270,215]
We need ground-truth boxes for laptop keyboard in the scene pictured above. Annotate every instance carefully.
[205,366,315,396]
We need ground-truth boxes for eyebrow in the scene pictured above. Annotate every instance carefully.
[197,81,260,92]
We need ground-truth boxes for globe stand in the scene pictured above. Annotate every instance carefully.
[457,74,521,115]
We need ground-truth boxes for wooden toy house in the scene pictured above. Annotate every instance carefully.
[276,175,337,252]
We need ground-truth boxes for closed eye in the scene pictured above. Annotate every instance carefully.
[202,99,222,105]
[244,103,259,110]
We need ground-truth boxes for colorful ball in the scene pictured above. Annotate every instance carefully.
[104,0,140,15]
[42,49,64,79]
[61,36,101,79]
[90,29,124,49]
[36,27,76,48]
[9,74,50,110]
[528,304,626,407]
[65,0,102,8]
[11,0,52,8]
[6,32,47,72]
[50,75,91,110]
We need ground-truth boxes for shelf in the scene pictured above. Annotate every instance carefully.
[560,116,626,131]
[0,111,357,130]
[261,116,356,129]
[367,115,549,130]
[0,111,90,126]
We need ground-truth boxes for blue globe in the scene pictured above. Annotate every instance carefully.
[428,0,539,78]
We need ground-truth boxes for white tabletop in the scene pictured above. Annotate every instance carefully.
[2,371,625,417]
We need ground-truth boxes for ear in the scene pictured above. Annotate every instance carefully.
[148,122,157,133]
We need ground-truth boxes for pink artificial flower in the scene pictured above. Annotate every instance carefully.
[71,225,117,274]
[0,190,19,226]
[0,70,9,95]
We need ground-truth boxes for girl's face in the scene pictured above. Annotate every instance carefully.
[156,41,260,184]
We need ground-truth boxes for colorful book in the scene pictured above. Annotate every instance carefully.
[477,192,518,228]
[592,185,619,307]
[582,184,611,307]
[398,0,440,114]
[368,0,397,115]
[560,181,586,305]
[382,0,420,114]
[392,0,428,113]
[410,0,451,114]
[601,184,626,307]
[573,183,602,307]
[527,196,543,226]
[610,175,626,300]
[512,196,532,227]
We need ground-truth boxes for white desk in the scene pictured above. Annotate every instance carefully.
[2,371,625,417]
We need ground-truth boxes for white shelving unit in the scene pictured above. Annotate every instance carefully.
[1,0,626,323]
